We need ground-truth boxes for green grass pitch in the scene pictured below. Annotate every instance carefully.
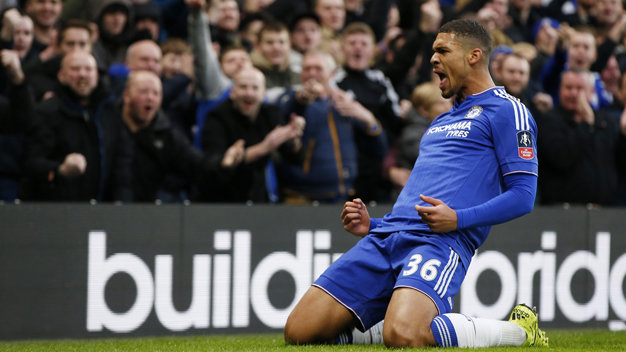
[0,330,624,351]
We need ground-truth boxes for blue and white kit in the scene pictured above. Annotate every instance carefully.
[314,87,539,331]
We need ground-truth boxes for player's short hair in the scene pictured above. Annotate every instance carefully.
[439,19,492,60]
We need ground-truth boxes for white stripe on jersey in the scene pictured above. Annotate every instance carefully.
[493,88,530,131]
[434,248,459,297]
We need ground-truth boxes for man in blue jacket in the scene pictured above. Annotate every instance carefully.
[277,49,387,203]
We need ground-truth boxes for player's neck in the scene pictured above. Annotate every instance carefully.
[456,78,496,104]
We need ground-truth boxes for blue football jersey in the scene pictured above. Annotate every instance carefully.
[372,87,538,260]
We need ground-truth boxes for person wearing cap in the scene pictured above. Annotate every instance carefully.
[288,11,322,74]
[90,0,135,70]
[133,1,163,43]
[489,44,512,85]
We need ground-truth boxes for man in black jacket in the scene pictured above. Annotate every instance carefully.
[118,70,211,202]
[21,51,132,202]
[198,67,304,203]
[334,22,402,203]
[0,48,34,201]
[538,69,625,205]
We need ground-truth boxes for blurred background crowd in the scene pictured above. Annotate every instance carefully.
[1,0,626,206]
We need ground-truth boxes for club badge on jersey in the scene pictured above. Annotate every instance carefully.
[465,105,483,119]
[516,131,534,159]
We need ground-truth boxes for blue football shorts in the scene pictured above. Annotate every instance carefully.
[313,230,468,331]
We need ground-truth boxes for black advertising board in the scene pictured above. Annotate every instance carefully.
[0,204,624,339]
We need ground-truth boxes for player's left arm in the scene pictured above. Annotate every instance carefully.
[415,173,537,232]
[455,172,536,229]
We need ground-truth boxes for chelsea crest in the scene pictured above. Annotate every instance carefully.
[465,105,483,119]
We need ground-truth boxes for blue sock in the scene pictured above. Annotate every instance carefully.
[431,315,459,347]
[335,331,353,344]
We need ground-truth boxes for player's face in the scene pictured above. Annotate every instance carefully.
[258,30,290,67]
[500,56,530,96]
[125,73,162,127]
[230,69,266,118]
[58,52,98,98]
[431,32,468,99]
[343,32,375,71]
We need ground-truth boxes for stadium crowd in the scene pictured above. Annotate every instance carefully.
[1,0,626,206]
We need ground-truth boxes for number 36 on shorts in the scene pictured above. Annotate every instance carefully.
[402,254,441,281]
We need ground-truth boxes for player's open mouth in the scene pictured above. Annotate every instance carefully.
[435,71,448,88]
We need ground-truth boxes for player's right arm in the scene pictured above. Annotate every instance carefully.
[341,198,371,237]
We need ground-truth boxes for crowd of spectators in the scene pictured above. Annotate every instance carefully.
[1,0,626,207]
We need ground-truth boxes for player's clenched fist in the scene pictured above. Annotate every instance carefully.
[341,198,370,237]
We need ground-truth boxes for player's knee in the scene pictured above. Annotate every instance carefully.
[383,319,433,348]
[284,315,306,344]
[284,313,322,345]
